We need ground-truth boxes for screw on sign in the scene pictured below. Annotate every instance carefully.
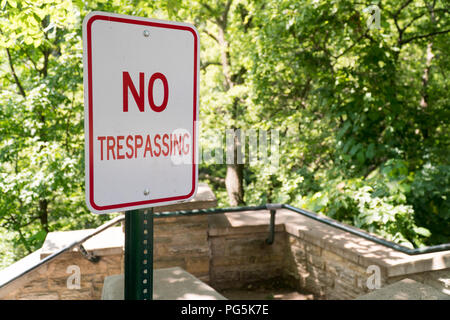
[82,12,199,300]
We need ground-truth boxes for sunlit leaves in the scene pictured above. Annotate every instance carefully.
[0,0,448,268]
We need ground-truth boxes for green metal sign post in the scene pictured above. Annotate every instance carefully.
[124,208,154,300]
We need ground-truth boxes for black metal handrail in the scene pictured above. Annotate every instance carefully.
[153,203,450,255]
[1,203,449,290]
[282,204,450,255]
[0,215,124,289]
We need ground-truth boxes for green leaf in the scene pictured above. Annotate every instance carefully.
[413,227,431,238]
[349,143,360,156]
[366,143,375,159]
[356,150,365,164]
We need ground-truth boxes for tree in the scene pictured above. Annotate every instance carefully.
[175,0,252,206]
[0,0,152,261]
[245,0,449,246]
[1,0,86,255]
[1,0,448,267]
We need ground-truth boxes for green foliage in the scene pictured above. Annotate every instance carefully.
[0,0,449,268]
[0,227,19,269]
[0,0,123,268]
[0,0,172,268]
[237,0,449,248]
[408,164,450,245]
[294,160,450,248]
[297,160,428,248]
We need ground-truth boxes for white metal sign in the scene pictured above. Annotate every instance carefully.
[82,12,199,214]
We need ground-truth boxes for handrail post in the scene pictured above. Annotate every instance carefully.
[265,204,281,245]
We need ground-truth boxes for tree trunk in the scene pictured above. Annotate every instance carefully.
[419,2,436,139]
[420,42,434,109]
[225,164,244,206]
[39,199,49,233]
[420,1,436,110]
[225,130,245,206]
[215,4,245,206]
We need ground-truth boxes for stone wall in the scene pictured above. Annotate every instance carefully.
[0,215,211,300]
[0,183,216,300]
[0,248,123,300]
[1,203,449,300]
[285,234,370,299]
[154,215,210,282]
[208,213,287,290]
[207,209,450,300]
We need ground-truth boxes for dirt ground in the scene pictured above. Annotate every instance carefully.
[217,278,315,300]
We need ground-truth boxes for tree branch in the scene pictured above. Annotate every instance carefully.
[394,0,414,18]
[332,31,368,61]
[5,48,26,97]
[220,0,233,29]
[389,0,414,44]
[22,48,39,72]
[400,29,450,45]
[403,11,427,32]
[203,29,219,43]
[200,61,221,70]
[199,172,225,186]
[201,2,216,15]
[8,215,32,253]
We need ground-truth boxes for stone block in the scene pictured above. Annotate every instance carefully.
[325,245,360,264]
[106,267,122,276]
[209,238,226,256]
[256,254,285,265]
[225,236,285,257]
[102,267,224,300]
[288,235,302,246]
[20,279,48,293]
[153,235,174,244]
[325,261,343,277]
[211,256,250,267]
[154,243,171,257]
[305,243,322,256]
[18,291,59,300]
[154,257,186,270]
[154,215,208,226]
[101,254,122,263]
[336,269,358,287]
[289,244,307,262]
[48,277,70,290]
[92,279,106,295]
[211,268,240,282]
[304,276,326,297]
[334,277,364,297]
[345,261,369,275]
[307,253,325,270]
[154,223,208,238]
[322,248,344,263]
[186,256,210,275]
[225,238,266,256]
[306,264,334,287]
[355,275,371,292]
[167,244,209,256]
[238,264,283,283]
[59,288,93,300]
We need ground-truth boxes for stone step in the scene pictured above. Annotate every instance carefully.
[102,267,226,300]
[355,278,450,300]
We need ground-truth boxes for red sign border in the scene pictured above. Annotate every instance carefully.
[85,14,198,212]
